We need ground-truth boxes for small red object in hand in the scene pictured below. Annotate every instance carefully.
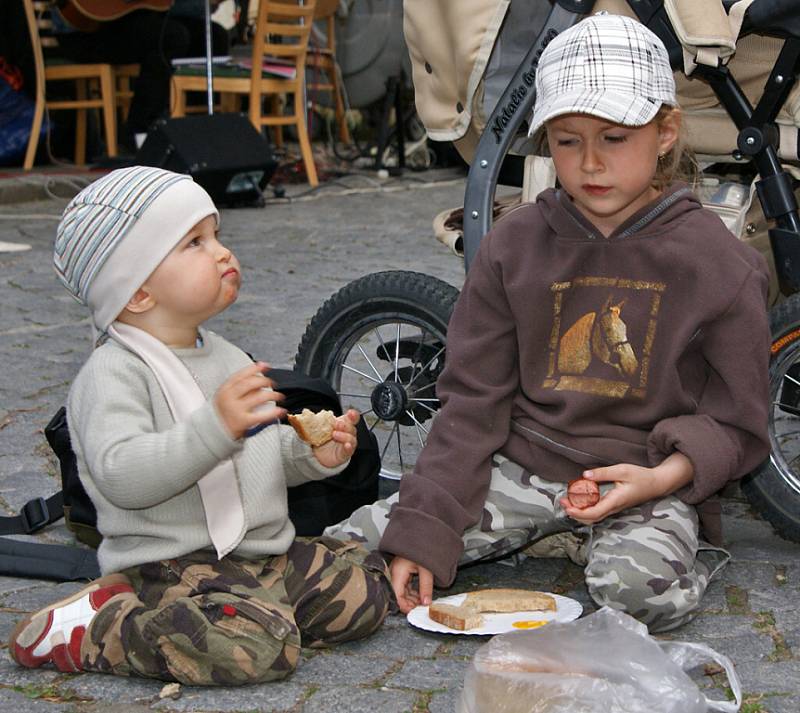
[567,478,600,509]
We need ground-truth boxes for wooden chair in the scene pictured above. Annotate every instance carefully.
[22,0,117,169]
[170,0,319,186]
[306,0,350,144]
[114,63,140,125]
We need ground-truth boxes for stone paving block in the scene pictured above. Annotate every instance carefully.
[1,581,83,612]
[151,680,307,712]
[429,686,463,713]
[290,651,395,686]
[762,694,800,712]
[336,618,442,659]
[387,657,469,692]
[724,518,800,562]
[695,579,727,613]
[0,687,72,712]
[63,671,164,705]
[737,660,800,695]
[301,686,416,713]
[0,655,61,687]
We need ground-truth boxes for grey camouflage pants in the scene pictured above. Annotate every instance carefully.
[324,454,729,632]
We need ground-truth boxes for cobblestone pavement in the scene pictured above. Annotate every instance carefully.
[0,170,799,712]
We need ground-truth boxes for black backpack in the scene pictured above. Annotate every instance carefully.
[0,369,379,581]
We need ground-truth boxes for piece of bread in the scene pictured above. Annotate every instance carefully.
[427,589,556,631]
[287,408,336,447]
[429,602,484,631]
[464,588,557,613]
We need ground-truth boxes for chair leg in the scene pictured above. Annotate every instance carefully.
[100,68,117,157]
[171,82,187,118]
[75,80,87,166]
[24,96,45,170]
[293,91,318,187]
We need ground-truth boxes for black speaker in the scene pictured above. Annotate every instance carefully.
[136,114,278,206]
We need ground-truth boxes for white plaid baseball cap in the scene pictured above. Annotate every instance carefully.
[528,13,677,137]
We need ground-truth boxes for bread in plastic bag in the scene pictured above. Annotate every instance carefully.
[457,607,742,713]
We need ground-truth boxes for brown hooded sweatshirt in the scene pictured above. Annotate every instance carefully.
[380,184,771,588]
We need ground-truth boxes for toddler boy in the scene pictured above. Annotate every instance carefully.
[9,166,392,685]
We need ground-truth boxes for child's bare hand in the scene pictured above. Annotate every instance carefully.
[559,452,694,525]
[390,556,434,614]
[213,362,285,439]
[312,409,360,468]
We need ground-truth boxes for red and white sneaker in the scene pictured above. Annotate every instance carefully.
[10,573,134,672]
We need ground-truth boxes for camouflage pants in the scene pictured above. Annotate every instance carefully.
[80,536,393,685]
[324,454,729,633]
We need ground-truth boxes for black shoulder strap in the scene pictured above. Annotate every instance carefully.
[0,475,100,581]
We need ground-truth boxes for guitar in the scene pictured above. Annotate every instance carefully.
[57,0,174,33]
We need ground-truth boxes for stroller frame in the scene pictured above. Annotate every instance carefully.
[295,0,800,542]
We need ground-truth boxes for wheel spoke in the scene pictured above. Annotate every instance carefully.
[357,343,385,383]
[381,421,399,462]
[412,400,438,415]
[338,392,372,400]
[412,417,426,447]
[374,327,392,363]
[342,363,381,384]
[395,422,404,474]
[405,410,430,435]
[773,401,800,411]
[405,328,429,386]
[407,346,445,388]
[393,323,401,383]
[784,373,800,387]
[413,382,437,394]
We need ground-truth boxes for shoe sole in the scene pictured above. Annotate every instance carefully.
[10,573,132,670]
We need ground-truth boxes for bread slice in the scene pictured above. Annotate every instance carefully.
[428,602,484,631]
[464,588,556,613]
[287,408,336,447]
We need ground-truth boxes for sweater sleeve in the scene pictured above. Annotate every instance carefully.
[379,236,522,587]
[279,424,347,486]
[69,350,241,509]
[647,267,771,503]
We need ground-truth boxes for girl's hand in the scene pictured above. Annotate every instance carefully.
[559,452,694,525]
[214,362,285,440]
[312,409,360,468]
[390,556,434,614]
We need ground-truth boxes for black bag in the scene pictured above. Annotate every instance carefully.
[0,369,379,581]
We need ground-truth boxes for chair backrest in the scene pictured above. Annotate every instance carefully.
[21,0,49,105]
[251,0,317,83]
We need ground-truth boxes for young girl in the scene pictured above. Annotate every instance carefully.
[325,13,771,633]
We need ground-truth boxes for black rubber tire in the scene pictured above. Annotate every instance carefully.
[742,293,800,542]
[294,270,460,484]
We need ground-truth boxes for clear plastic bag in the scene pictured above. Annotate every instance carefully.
[457,607,741,713]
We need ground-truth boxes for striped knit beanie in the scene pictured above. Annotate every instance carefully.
[54,166,218,332]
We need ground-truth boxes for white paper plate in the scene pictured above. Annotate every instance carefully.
[407,592,582,636]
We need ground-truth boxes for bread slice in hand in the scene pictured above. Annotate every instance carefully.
[287,408,336,447]
[428,602,484,631]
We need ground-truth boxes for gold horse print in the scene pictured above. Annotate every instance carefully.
[543,277,666,399]
[558,296,639,377]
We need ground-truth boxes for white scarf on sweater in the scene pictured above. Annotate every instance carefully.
[107,321,246,558]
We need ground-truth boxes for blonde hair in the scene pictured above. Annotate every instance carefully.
[653,106,698,190]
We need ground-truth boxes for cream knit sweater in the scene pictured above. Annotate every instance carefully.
[67,329,343,574]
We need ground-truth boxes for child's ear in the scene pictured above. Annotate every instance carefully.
[657,108,681,156]
[124,287,156,314]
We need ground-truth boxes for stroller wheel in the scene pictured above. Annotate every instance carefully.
[294,271,460,494]
[744,293,800,543]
